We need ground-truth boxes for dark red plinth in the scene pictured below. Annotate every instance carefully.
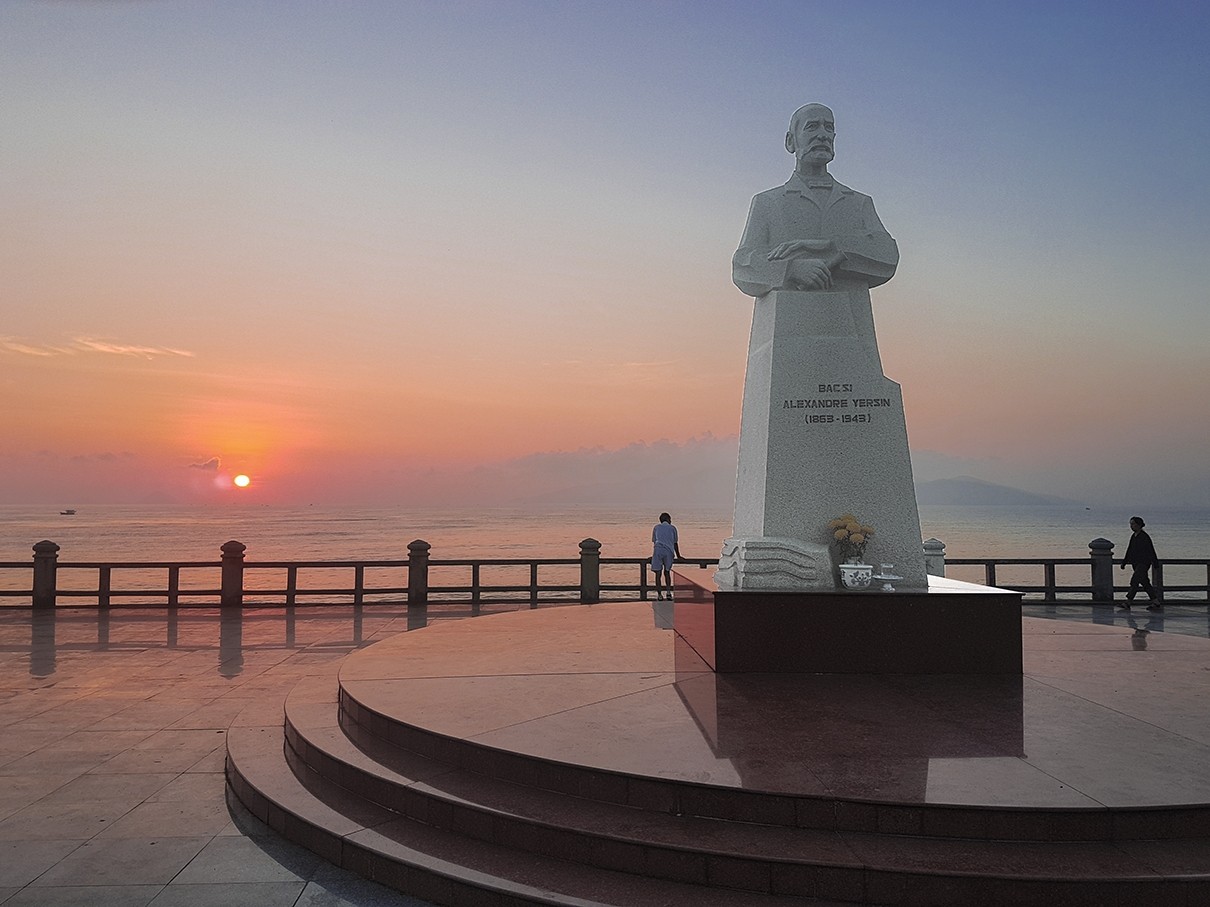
[673,567,1022,674]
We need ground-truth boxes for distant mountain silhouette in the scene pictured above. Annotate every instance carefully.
[915,476,1072,506]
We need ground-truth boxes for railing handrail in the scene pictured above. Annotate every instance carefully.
[57,560,221,569]
[946,557,1092,565]
[6,538,1210,613]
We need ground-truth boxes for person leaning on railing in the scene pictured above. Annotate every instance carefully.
[650,513,682,601]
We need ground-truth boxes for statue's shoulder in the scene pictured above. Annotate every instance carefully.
[830,178,869,200]
[750,184,786,203]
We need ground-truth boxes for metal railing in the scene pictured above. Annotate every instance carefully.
[3,536,1208,613]
[1,538,717,613]
[943,557,1209,602]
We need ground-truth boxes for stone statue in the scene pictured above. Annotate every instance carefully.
[733,103,898,300]
[718,104,926,591]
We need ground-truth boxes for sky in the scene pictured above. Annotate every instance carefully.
[2,0,1208,509]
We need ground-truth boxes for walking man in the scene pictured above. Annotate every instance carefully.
[651,512,681,601]
[1119,516,1161,611]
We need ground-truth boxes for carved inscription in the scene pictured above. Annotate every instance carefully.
[781,384,893,427]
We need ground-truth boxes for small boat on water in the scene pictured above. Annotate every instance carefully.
[60,509,77,515]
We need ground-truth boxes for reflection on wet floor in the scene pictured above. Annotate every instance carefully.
[10,599,553,683]
[14,602,1210,683]
[1023,602,1210,640]
[673,641,1026,801]
[0,604,434,906]
[11,604,411,681]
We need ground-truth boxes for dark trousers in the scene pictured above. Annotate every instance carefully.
[1127,566,1156,601]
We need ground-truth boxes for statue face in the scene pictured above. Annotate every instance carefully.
[787,106,835,167]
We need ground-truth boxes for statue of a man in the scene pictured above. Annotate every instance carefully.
[719,103,925,591]
[733,103,898,300]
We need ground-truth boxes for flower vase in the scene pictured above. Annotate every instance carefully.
[839,561,873,590]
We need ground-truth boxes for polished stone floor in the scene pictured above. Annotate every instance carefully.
[343,601,1210,812]
[1023,602,1210,640]
[0,605,436,907]
[3,601,1210,906]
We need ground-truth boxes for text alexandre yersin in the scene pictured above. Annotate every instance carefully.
[783,384,892,425]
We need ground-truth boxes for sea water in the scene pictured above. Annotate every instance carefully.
[3,503,1207,561]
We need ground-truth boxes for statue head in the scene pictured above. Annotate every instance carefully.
[785,103,835,169]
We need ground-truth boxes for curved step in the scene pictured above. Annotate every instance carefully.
[227,602,1210,907]
[227,717,824,906]
[337,674,1210,844]
[289,678,866,897]
[286,676,1210,906]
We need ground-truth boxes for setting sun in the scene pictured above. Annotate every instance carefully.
[233,474,251,488]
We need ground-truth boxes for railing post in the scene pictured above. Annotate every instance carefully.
[529,562,539,609]
[32,540,59,609]
[98,566,111,608]
[1153,562,1165,602]
[579,538,601,604]
[471,563,481,616]
[984,562,997,587]
[407,540,430,629]
[221,540,246,607]
[1089,538,1115,603]
[1044,562,1057,602]
[922,538,946,577]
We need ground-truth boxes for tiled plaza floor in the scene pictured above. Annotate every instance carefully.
[3,601,1208,906]
[0,604,436,907]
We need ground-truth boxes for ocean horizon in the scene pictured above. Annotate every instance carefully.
[4,502,1207,562]
[2,502,1208,603]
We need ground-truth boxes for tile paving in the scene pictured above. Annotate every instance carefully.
[1,600,1208,906]
[0,604,435,907]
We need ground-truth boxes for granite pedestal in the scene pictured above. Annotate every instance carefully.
[673,567,1022,674]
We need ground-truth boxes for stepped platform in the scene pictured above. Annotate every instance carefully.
[226,601,1210,905]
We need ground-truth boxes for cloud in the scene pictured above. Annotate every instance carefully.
[333,437,1090,510]
[72,337,194,359]
[68,451,137,464]
[0,336,73,356]
[389,435,742,509]
[189,457,221,471]
[0,336,194,359]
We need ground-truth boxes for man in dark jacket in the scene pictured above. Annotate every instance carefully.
[1119,516,1161,611]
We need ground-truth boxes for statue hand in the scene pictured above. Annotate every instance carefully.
[767,239,831,261]
[786,257,833,290]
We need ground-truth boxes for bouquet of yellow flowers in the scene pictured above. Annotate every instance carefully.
[829,513,875,562]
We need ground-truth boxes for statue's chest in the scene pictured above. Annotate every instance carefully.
[773,196,861,238]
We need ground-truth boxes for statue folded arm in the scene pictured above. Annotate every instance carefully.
[732,192,899,297]
[732,195,791,298]
[830,195,899,288]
